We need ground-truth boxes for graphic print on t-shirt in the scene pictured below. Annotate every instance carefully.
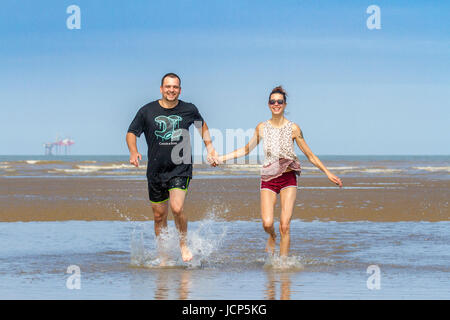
[128,100,204,181]
[154,115,183,142]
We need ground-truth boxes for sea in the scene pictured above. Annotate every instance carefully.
[0,155,449,299]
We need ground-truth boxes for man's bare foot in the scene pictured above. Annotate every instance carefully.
[266,234,276,254]
[159,258,167,267]
[180,245,193,262]
[158,253,169,266]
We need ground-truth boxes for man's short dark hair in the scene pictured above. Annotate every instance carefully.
[161,73,181,87]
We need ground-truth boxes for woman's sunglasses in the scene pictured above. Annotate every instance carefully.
[269,99,284,105]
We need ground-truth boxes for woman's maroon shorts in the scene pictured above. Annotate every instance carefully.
[260,170,297,194]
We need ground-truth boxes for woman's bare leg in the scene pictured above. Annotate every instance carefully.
[261,189,278,254]
[279,187,297,257]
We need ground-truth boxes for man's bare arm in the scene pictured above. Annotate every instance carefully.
[199,122,215,153]
[126,132,142,167]
[196,122,218,166]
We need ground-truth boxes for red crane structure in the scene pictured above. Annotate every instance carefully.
[44,137,75,155]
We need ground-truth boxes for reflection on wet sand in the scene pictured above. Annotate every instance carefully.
[155,269,192,300]
[130,269,192,300]
[265,271,292,300]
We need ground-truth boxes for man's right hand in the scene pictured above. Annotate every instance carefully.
[206,149,220,167]
[129,152,142,167]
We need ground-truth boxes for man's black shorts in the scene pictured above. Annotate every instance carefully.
[147,176,190,203]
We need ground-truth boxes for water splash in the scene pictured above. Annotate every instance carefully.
[186,218,228,268]
[130,216,227,269]
[130,224,149,266]
[263,254,305,271]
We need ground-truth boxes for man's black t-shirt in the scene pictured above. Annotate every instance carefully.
[127,100,204,183]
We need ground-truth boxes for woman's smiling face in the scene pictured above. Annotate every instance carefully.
[268,93,286,115]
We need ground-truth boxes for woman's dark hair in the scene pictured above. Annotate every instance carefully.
[269,86,287,102]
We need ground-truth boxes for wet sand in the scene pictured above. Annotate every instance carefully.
[1,176,448,222]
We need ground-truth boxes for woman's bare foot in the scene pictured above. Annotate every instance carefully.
[180,245,193,262]
[266,233,276,254]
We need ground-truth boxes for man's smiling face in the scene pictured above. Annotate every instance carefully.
[160,76,181,102]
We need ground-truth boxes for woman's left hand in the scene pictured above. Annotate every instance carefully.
[327,173,343,188]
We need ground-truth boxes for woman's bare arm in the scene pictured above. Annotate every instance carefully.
[220,123,263,162]
[293,124,343,187]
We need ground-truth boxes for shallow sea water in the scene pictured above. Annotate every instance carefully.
[0,219,449,299]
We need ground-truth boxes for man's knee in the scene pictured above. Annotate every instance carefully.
[152,204,168,222]
[170,201,184,216]
[154,213,167,224]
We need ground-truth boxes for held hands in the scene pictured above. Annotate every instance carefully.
[207,150,220,167]
[214,155,225,165]
[129,152,142,167]
[206,151,225,167]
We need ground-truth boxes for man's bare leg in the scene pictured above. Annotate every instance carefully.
[169,189,192,262]
[151,200,169,265]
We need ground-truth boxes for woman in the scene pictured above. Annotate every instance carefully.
[217,86,343,257]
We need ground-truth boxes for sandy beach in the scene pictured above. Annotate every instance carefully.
[1,176,448,222]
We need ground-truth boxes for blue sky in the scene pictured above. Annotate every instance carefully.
[0,0,449,155]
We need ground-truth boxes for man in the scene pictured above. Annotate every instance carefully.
[126,73,218,263]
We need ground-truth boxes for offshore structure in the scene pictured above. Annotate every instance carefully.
[44,137,75,155]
